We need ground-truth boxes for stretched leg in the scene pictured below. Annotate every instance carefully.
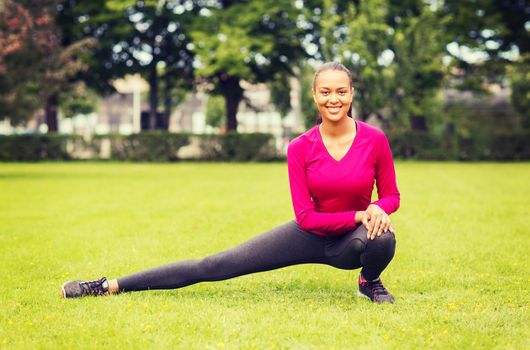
[116,220,329,292]
[61,222,396,299]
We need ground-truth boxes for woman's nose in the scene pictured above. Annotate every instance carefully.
[329,92,339,102]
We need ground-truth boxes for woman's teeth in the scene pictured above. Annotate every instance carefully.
[327,106,341,112]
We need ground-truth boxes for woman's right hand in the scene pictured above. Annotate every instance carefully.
[359,206,394,240]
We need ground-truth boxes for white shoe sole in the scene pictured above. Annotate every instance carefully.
[357,291,371,300]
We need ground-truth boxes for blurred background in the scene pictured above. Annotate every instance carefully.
[0,0,528,161]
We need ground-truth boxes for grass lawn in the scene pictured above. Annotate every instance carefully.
[0,161,528,349]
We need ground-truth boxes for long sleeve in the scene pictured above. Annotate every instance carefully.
[287,141,357,235]
[370,132,400,214]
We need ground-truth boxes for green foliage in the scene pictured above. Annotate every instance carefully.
[2,129,528,161]
[299,63,317,129]
[455,130,530,161]
[57,0,138,94]
[196,132,277,161]
[92,132,190,161]
[0,1,59,124]
[440,0,529,57]
[269,73,292,119]
[0,134,83,161]
[438,0,529,99]
[389,130,458,160]
[488,130,530,161]
[57,0,195,130]
[0,132,277,162]
[2,0,528,142]
[389,9,446,129]
[0,0,40,122]
[58,82,98,119]
[388,128,530,161]
[205,95,225,128]
[190,0,307,130]
[315,0,445,130]
[0,0,97,129]
[508,58,530,128]
[340,0,395,119]
[191,0,304,82]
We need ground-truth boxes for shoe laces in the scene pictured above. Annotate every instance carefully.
[80,277,108,296]
[367,279,389,296]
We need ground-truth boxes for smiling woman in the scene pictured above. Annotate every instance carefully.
[61,62,400,304]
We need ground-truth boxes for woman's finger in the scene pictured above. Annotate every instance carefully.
[383,215,391,233]
[378,216,388,236]
[371,215,382,240]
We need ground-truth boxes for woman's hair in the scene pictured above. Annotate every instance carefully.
[312,62,354,124]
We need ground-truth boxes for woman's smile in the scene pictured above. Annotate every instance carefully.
[326,105,343,114]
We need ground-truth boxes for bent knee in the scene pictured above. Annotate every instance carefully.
[371,231,396,250]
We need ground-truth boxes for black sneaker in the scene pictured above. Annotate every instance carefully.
[358,274,394,304]
[61,277,110,298]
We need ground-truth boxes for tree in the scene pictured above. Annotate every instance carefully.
[439,0,529,93]
[58,82,98,119]
[314,0,446,131]
[57,0,195,130]
[341,0,395,122]
[0,0,93,130]
[441,0,529,59]
[191,0,307,131]
[123,0,195,130]
[388,6,446,131]
[0,0,45,125]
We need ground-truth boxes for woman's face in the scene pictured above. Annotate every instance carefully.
[312,70,353,123]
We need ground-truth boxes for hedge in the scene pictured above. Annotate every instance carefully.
[0,134,84,161]
[195,132,277,161]
[388,129,530,161]
[0,130,528,161]
[92,132,190,161]
[0,132,277,162]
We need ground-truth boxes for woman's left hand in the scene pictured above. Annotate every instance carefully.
[362,204,394,240]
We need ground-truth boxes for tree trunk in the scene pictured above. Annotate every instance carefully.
[219,75,243,132]
[45,93,59,132]
[148,63,158,130]
[163,74,172,131]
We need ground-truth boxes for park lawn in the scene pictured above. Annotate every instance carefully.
[0,161,528,350]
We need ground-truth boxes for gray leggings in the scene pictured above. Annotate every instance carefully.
[117,220,396,292]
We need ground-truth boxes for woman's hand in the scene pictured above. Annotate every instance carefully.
[362,204,394,240]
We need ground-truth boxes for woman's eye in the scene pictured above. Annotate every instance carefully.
[321,91,329,96]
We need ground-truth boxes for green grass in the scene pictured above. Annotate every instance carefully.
[0,162,528,349]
